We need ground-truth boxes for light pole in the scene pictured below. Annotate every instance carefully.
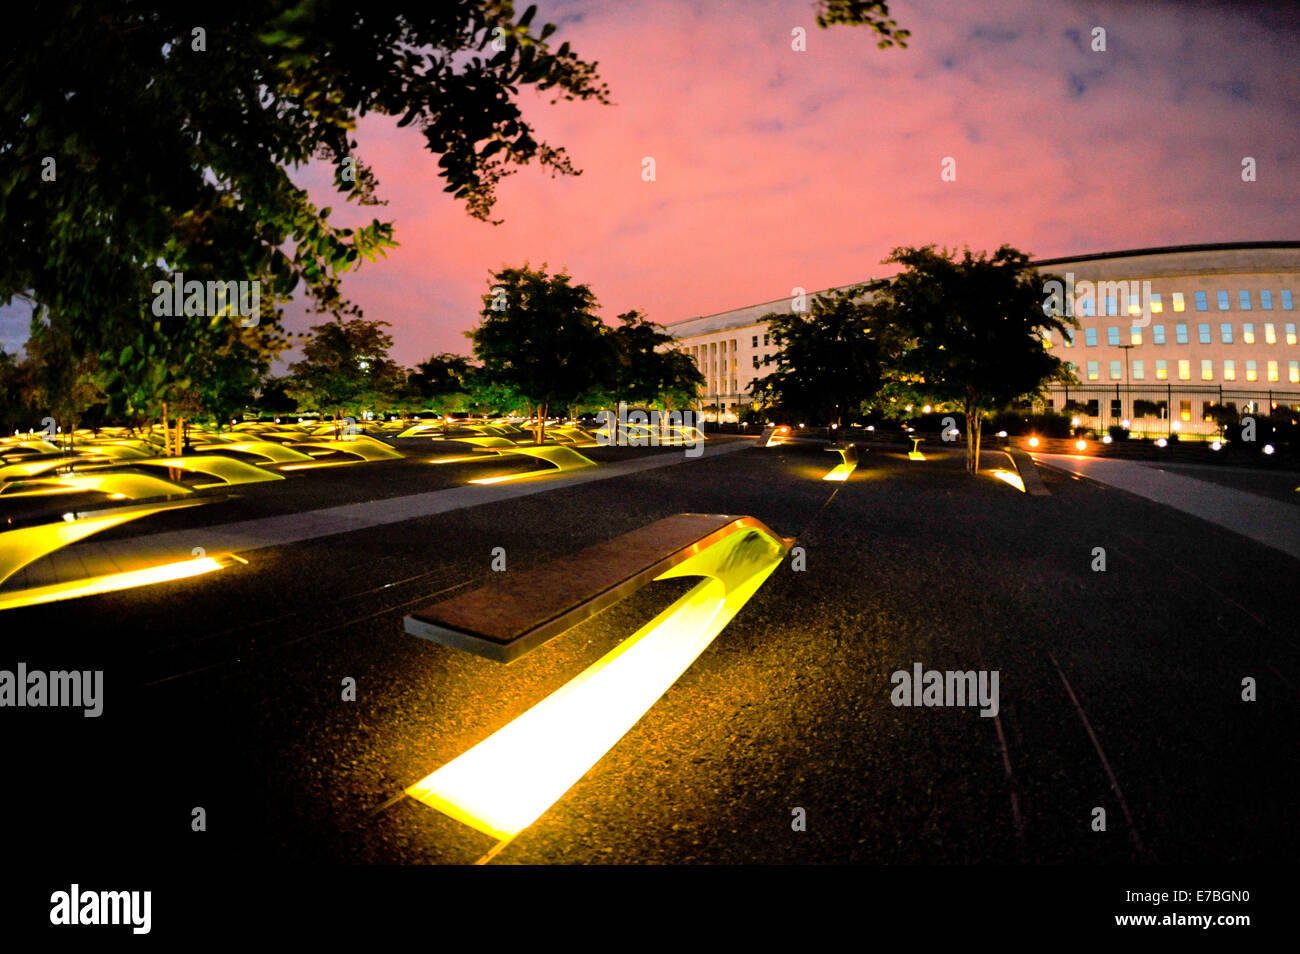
[1117,343,1137,429]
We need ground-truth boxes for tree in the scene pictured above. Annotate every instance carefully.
[18,312,107,447]
[751,285,903,436]
[867,246,1073,473]
[468,265,614,443]
[1,2,613,446]
[608,310,705,415]
[287,316,405,432]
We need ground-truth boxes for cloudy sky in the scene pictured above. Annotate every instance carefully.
[4,0,1298,364]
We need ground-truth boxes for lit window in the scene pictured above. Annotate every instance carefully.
[1087,360,1099,381]
[1128,295,1142,316]
[1155,359,1167,380]
[1223,359,1236,381]
[1260,290,1273,309]
[1109,360,1122,380]
[1130,326,1142,345]
[1264,322,1276,344]
[1220,323,1233,344]
[1246,360,1257,382]
[1065,329,1075,347]
[1217,290,1230,310]
[1201,359,1213,381]
[1286,323,1297,345]
[1132,359,1145,380]
[1202,401,1216,422]
[1198,323,1211,344]
[1153,324,1166,345]
[1194,291,1208,311]
[1290,360,1299,384]
[1042,329,1053,348]
[1243,323,1255,344]
[1178,359,1190,381]
[1085,328,1097,347]
[1267,360,1279,383]
[1180,400,1192,423]
[1239,290,1252,310]
[1283,290,1294,310]
[1107,327,1120,346]
[1171,293,1185,312]
[1175,323,1189,345]
[1150,293,1163,313]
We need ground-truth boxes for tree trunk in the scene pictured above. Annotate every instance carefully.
[161,402,169,456]
[965,402,983,474]
[538,403,549,444]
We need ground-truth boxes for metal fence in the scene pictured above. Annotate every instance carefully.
[1040,384,1300,436]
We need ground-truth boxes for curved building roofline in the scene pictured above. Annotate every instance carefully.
[1032,241,1300,267]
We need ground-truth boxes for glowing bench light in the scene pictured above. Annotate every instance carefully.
[989,469,1026,493]
[908,437,925,460]
[823,443,860,481]
[0,554,236,612]
[468,445,596,486]
[406,524,790,841]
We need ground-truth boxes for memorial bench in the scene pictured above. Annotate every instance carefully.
[404,512,794,662]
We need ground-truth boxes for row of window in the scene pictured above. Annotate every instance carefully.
[1074,358,1300,383]
[1070,288,1294,317]
[1066,398,1260,425]
[1056,321,1298,348]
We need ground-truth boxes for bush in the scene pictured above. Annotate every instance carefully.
[1108,425,1130,441]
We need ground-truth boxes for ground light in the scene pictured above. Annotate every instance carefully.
[1028,437,1039,448]
[1211,440,1223,451]
[1103,435,1113,444]
[1156,438,1168,447]
[406,525,790,842]
[1075,440,1087,451]
[1263,444,1275,455]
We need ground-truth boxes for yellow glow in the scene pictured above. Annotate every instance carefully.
[0,470,192,500]
[1028,437,1039,448]
[136,455,282,488]
[908,437,925,460]
[1075,440,1087,451]
[0,499,204,588]
[822,444,859,481]
[467,445,596,485]
[0,556,227,611]
[990,469,1026,493]
[406,526,788,840]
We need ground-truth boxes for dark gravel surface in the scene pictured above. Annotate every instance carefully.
[5,440,1296,866]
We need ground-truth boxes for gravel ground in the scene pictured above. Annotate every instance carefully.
[5,439,1296,866]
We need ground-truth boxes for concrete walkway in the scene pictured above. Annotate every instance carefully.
[14,440,754,587]
[1034,453,1300,562]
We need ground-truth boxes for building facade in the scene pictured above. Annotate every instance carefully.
[667,242,1300,433]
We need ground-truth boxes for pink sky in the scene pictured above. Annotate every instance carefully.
[281,0,1300,367]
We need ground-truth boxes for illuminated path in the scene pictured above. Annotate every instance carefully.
[1034,453,1300,562]
[53,441,753,572]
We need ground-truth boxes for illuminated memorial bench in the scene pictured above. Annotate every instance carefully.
[0,497,230,610]
[401,513,793,842]
[823,442,860,481]
[466,445,596,484]
[908,436,925,460]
